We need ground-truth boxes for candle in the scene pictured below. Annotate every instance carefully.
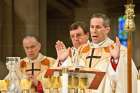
[61,68,68,93]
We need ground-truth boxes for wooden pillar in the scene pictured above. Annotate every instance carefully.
[1,0,14,59]
[39,0,47,54]
[14,0,40,56]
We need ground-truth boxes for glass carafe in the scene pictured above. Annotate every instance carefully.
[5,57,21,93]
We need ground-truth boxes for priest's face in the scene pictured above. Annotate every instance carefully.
[90,17,110,44]
[70,26,89,49]
[23,36,41,60]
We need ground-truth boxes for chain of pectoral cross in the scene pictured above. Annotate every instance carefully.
[26,63,41,75]
[86,48,101,68]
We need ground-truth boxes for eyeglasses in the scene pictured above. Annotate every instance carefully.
[70,33,85,39]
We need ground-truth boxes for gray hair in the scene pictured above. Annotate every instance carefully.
[90,13,110,27]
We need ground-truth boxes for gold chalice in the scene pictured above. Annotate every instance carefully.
[51,76,61,93]
[68,76,79,93]
[78,77,88,93]
[41,77,52,93]
[68,76,79,89]
[0,80,9,93]
[20,79,32,93]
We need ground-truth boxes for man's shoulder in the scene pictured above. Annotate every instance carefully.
[46,56,56,61]
[20,57,28,68]
[45,56,56,66]
[40,54,56,63]
[79,43,91,53]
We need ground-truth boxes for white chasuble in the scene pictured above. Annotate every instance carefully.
[79,38,138,93]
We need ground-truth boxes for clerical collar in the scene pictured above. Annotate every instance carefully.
[90,38,109,48]
[28,53,44,63]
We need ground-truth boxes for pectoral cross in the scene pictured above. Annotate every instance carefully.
[86,48,101,68]
[26,63,41,75]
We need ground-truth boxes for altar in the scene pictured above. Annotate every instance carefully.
[41,67,106,93]
[0,66,106,93]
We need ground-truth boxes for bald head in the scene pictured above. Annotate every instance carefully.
[23,36,41,60]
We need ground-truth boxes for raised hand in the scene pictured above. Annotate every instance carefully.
[109,37,121,59]
[55,40,70,61]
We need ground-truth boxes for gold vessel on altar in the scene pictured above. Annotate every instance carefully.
[51,76,61,93]
[68,75,79,89]
[20,79,32,93]
[0,80,9,93]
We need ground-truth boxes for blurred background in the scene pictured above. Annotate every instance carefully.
[0,0,140,79]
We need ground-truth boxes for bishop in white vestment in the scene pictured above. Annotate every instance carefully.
[79,37,138,93]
